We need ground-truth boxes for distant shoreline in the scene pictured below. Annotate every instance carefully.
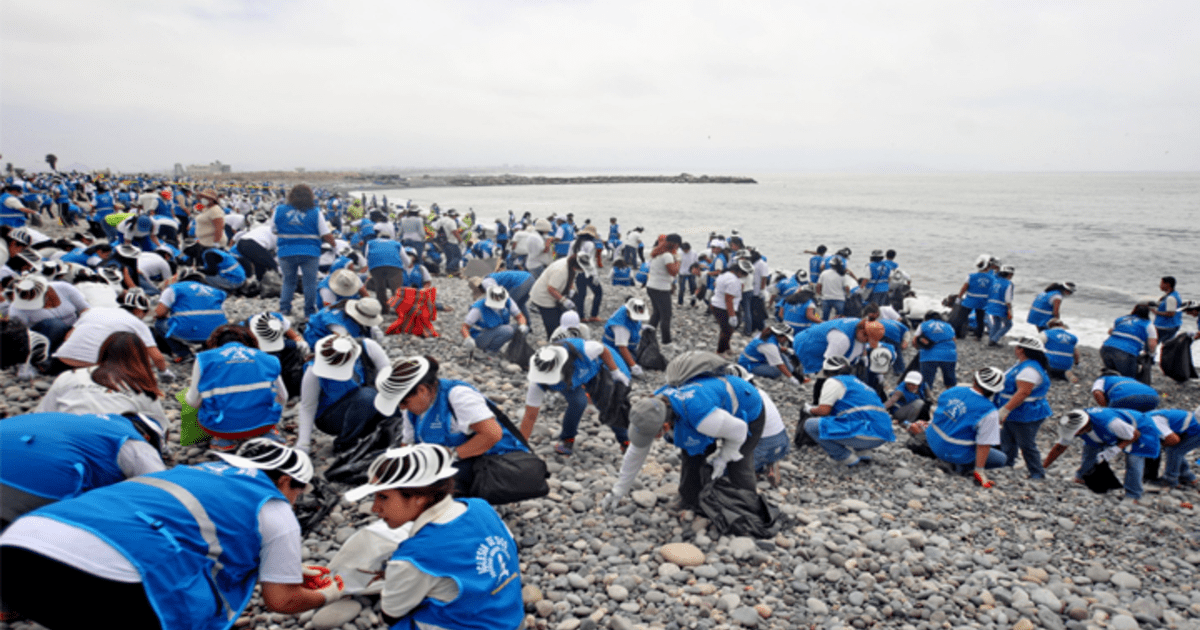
[206,171,756,191]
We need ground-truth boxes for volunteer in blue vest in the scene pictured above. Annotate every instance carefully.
[296,331,391,454]
[1147,407,1200,489]
[1026,282,1076,331]
[994,336,1054,479]
[860,249,891,306]
[1099,302,1158,382]
[0,412,165,529]
[919,367,1008,486]
[955,254,995,340]
[520,339,631,455]
[605,360,765,511]
[984,264,1015,346]
[365,232,410,309]
[1091,370,1161,411]
[603,297,651,378]
[779,286,820,336]
[1043,408,1161,501]
[1153,276,1183,340]
[373,356,530,492]
[0,184,36,228]
[738,322,801,384]
[801,356,896,467]
[274,184,336,317]
[793,317,885,376]
[303,296,384,347]
[343,444,523,630]
[883,371,932,426]
[1043,318,1081,382]
[461,285,528,353]
[245,311,310,399]
[914,311,958,390]
[481,267,535,321]
[318,267,369,308]
[551,215,575,258]
[0,439,342,630]
[186,324,287,451]
[199,246,247,293]
[153,269,229,360]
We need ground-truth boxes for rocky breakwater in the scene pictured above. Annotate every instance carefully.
[338,172,758,190]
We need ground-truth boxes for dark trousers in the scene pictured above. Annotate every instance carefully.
[574,273,603,319]
[646,287,674,344]
[371,266,404,308]
[317,387,384,452]
[1,547,162,629]
[237,239,278,281]
[677,410,765,509]
[712,306,733,353]
[677,275,696,305]
[536,304,566,340]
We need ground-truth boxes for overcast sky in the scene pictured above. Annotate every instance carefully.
[3,0,1198,173]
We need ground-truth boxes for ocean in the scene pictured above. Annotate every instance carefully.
[363,172,1199,348]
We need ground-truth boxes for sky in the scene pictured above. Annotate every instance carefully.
[2,0,1199,174]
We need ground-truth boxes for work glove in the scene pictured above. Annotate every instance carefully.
[158,368,177,383]
[601,485,629,511]
[302,565,332,589]
[611,369,630,387]
[1099,445,1122,463]
[518,324,530,334]
[710,455,732,480]
[802,403,816,415]
[728,315,738,328]
[788,375,801,386]
[16,363,35,381]
[997,407,1011,423]
[630,364,645,378]
[973,469,994,489]
[303,565,346,603]
[463,337,476,350]
[370,327,385,343]
[295,339,311,356]
[559,297,575,310]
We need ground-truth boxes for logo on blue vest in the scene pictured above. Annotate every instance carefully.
[285,209,306,225]
[220,345,256,363]
[476,535,513,584]
[941,399,967,422]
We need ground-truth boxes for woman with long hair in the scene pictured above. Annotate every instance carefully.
[36,331,165,417]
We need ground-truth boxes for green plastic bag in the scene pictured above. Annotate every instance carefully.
[177,389,208,446]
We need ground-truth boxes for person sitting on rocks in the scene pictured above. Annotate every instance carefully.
[296,331,391,454]
[461,285,528,354]
[153,268,229,360]
[1147,407,1200,489]
[6,274,90,352]
[602,297,651,379]
[1043,408,1162,502]
[36,331,166,418]
[198,246,247,294]
[244,312,311,400]
[913,367,1008,486]
[883,371,932,426]
[317,267,369,308]
[801,356,896,467]
[738,322,801,384]
[1091,370,1161,412]
[185,324,286,452]
[520,339,630,455]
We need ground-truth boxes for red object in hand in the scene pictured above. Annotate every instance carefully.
[973,471,995,489]
[302,565,332,590]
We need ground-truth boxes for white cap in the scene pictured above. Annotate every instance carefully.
[904,371,924,386]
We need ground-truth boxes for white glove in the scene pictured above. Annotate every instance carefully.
[1099,445,1122,463]
[728,315,738,328]
[710,455,731,480]
[631,364,645,378]
[158,368,177,383]
[295,339,311,356]
[601,485,629,511]
[788,375,801,386]
[518,324,529,334]
[997,407,1011,423]
[559,297,575,310]
[803,403,816,415]
[16,364,36,380]
[302,565,345,604]
[370,327,385,342]
[463,337,476,350]
[611,369,630,386]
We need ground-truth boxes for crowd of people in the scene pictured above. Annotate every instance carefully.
[0,170,1198,629]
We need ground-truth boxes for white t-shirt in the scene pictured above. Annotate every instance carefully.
[401,384,494,444]
[759,389,785,439]
[524,341,605,407]
[35,367,167,418]
[824,328,868,364]
[8,281,89,328]
[295,339,390,452]
[239,223,278,251]
[53,308,156,364]
[645,251,679,291]
[137,252,172,283]
[679,250,699,276]
[432,217,460,242]
[624,231,643,248]
[1015,366,1043,387]
[525,232,552,269]
[710,272,743,311]
[818,269,847,300]
[1058,416,1136,447]
[529,258,571,308]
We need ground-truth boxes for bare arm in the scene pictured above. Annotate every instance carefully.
[260,582,327,615]
[1042,443,1069,469]
[456,418,503,459]
[519,405,539,439]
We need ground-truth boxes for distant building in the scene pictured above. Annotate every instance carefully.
[185,161,232,177]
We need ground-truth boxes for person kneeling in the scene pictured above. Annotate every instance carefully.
[919,367,1008,487]
[461,286,528,354]
[802,356,896,467]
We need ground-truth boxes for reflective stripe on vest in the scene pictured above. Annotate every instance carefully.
[199,381,275,399]
[929,421,975,447]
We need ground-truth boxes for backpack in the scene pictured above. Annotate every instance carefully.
[664,351,732,387]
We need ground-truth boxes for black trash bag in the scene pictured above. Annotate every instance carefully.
[793,407,818,448]
[1143,456,1161,482]
[466,401,550,505]
[324,415,406,485]
[698,476,781,539]
[585,364,631,430]
[259,270,282,299]
[635,325,668,371]
[1080,461,1124,494]
[0,319,30,369]
[294,477,341,537]
[904,432,938,459]
[843,292,864,318]
[502,329,537,371]
[1160,333,1197,383]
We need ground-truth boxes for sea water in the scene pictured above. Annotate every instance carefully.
[364,172,1199,348]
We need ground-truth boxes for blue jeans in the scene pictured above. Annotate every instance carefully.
[677,275,696,305]
[749,363,782,379]
[822,299,845,321]
[919,360,957,389]
[474,326,514,353]
[754,429,790,473]
[803,417,885,462]
[987,314,1012,344]
[442,242,462,273]
[558,385,628,444]
[1162,431,1200,486]
[999,418,1046,478]
[1099,346,1139,379]
[317,387,383,452]
[1076,442,1146,500]
[152,318,195,358]
[279,255,320,316]
[402,239,425,264]
[205,274,244,293]
[32,318,72,352]
[947,448,1008,474]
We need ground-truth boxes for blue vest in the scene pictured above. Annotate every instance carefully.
[1079,408,1161,459]
[738,337,782,369]
[926,386,996,465]
[1043,329,1078,371]
[35,464,286,630]
[608,224,620,242]
[471,239,496,258]
[889,382,928,407]
[984,277,1012,317]
[196,343,282,434]
[808,255,825,280]
[209,249,246,286]
[602,306,642,348]
[611,267,633,286]
[865,261,890,292]
[168,282,228,342]
[303,307,365,346]
[553,224,575,256]
[1097,376,1160,412]
[366,239,405,270]
[635,263,649,286]
[409,380,526,455]
[1026,291,1061,328]
[1156,291,1182,328]
[1102,315,1151,356]
[917,320,957,363]
[776,277,800,299]
[0,412,142,500]
[781,300,816,333]
[994,360,1051,423]
[401,265,425,288]
[308,344,374,416]
[542,339,602,393]
[274,204,322,258]
[93,192,116,218]
[819,375,894,442]
[468,298,512,337]
[1150,409,1199,438]
[656,376,762,456]
[389,499,524,630]
[487,271,530,292]
[61,247,90,265]
[795,318,860,374]
[0,192,27,227]
[961,272,993,309]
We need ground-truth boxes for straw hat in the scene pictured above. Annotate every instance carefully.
[327,268,363,298]
[345,298,384,327]
[195,189,220,203]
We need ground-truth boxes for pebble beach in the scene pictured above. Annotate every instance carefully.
[7,251,1199,630]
